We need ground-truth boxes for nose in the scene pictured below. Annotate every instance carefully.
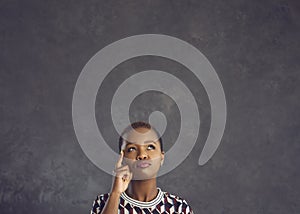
[137,150,148,160]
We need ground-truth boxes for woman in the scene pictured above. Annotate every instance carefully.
[90,122,194,214]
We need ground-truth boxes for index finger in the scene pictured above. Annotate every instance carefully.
[116,150,124,168]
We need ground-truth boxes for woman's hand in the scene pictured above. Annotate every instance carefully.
[110,151,133,194]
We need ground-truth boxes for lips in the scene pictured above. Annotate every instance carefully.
[136,161,151,168]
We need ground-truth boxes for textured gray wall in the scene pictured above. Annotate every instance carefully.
[1,0,300,213]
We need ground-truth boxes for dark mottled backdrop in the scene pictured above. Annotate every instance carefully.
[1,0,300,213]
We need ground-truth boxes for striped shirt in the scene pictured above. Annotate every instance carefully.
[90,187,194,214]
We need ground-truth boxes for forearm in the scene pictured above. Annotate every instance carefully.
[100,192,121,214]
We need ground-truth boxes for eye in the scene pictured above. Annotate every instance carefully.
[127,147,136,152]
[147,145,156,150]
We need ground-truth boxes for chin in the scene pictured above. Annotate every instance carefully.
[132,171,158,181]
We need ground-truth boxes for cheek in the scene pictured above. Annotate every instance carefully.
[152,158,161,168]
[145,156,161,172]
[123,158,135,169]
[124,152,136,159]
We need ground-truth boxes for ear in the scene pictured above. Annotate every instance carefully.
[160,151,165,166]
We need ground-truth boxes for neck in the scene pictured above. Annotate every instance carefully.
[125,178,158,202]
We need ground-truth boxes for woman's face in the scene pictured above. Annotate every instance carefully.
[122,127,164,180]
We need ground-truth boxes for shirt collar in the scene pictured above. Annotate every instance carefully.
[120,187,163,208]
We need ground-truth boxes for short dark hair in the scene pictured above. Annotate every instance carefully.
[118,121,163,152]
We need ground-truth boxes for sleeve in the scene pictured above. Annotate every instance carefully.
[90,194,108,214]
[180,199,194,214]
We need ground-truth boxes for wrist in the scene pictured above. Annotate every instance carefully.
[109,191,122,197]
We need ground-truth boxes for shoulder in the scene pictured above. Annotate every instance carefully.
[90,193,110,214]
[96,193,110,202]
[161,191,194,214]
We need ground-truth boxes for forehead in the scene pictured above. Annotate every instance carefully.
[123,127,160,144]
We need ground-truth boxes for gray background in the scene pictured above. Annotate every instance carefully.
[1,0,300,213]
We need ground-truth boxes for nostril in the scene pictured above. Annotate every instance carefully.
[137,154,148,160]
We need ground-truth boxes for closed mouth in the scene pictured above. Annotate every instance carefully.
[136,161,152,168]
